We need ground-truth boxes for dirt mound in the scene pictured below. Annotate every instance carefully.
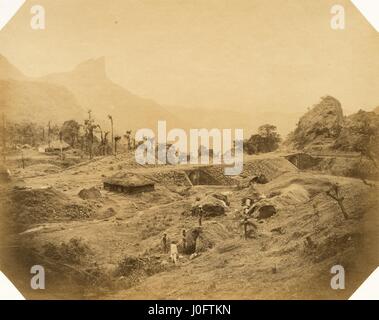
[149,169,192,186]
[78,187,102,200]
[271,184,310,207]
[25,163,61,174]
[313,157,379,180]
[0,165,11,182]
[115,255,166,286]
[9,187,95,228]
[242,157,297,182]
[185,223,233,254]
[43,237,93,265]
[263,173,332,197]
[181,227,203,254]
[249,184,309,218]
[148,166,235,187]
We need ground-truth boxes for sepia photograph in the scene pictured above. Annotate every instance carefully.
[0,0,378,303]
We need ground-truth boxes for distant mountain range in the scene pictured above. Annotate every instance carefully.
[1,54,376,137]
[1,55,184,132]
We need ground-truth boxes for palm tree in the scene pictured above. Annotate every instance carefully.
[108,115,114,155]
[124,130,132,151]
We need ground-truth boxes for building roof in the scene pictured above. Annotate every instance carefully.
[39,140,70,151]
[104,172,155,187]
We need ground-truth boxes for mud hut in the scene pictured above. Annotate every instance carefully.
[103,172,155,194]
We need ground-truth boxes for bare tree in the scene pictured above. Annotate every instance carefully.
[84,110,97,159]
[124,130,136,151]
[95,125,110,155]
[326,183,349,220]
[47,120,51,149]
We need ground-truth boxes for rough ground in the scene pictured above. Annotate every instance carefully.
[1,151,378,299]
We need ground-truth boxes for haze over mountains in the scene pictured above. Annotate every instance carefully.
[0,54,376,137]
[1,55,184,132]
[0,55,84,124]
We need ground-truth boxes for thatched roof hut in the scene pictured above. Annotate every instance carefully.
[38,140,70,153]
[103,172,155,194]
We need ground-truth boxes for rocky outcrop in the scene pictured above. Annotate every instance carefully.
[291,96,344,151]
[191,196,228,217]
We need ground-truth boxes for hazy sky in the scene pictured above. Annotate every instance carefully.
[1,0,378,114]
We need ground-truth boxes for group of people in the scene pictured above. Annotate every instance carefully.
[161,229,189,265]
[160,197,258,266]
[160,203,206,265]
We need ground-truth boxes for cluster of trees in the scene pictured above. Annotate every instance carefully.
[1,110,137,160]
[1,120,61,150]
[58,111,137,159]
[243,124,281,155]
[2,112,283,160]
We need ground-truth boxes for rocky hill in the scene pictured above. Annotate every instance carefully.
[288,96,379,156]
[289,96,344,151]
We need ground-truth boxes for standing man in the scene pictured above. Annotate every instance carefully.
[198,205,204,227]
[161,233,168,253]
[240,217,257,240]
[170,241,179,265]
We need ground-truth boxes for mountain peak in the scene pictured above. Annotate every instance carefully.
[0,54,8,62]
[73,57,107,78]
[0,54,25,80]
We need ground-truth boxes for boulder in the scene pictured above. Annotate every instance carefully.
[178,227,213,255]
[78,187,102,200]
[180,227,203,255]
[211,193,229,206]
[250,174,268,184]
[191,196,228,217]
[250,200,277,219]
[255,204,276,219]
